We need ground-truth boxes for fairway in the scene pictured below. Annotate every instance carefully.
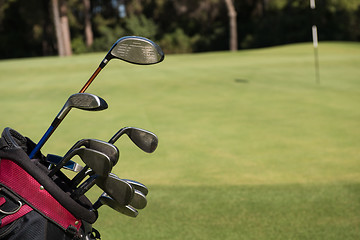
[0,42,359,239]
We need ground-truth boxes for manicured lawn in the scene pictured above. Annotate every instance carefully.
[0,42,359,239]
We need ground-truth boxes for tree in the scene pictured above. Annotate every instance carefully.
[51,0,72,56]
[59,0,72,56]
[83,0,93,47]
[51,0,65,56]
[224,0,238,51]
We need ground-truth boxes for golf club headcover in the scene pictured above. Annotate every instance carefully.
[0,128,99,240]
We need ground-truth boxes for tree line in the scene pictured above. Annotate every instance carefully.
[0,0,359,59]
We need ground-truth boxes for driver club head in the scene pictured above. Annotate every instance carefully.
[79,36,164,93]
[105,36,164,65]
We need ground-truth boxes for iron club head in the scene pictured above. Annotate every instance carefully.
[48,148,112,177]
[95,174,134,206]
[108,127,158,153]
[108,174,148,209]
[129,189,147,210]
[67,139,119,166]
[122,179,149,196]
[93,192,138,218]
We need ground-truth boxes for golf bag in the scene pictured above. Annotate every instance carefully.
[0,128,99,240]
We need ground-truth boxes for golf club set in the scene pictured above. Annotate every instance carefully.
[46,126,158,212]
[0,36,164,240]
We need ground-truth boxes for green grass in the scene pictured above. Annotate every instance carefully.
[0,42,360,239]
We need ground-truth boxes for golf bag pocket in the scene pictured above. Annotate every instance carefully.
[0,186,83,240]
[0,187,33,236]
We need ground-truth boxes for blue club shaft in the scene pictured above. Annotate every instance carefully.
[29,126,54,159]
[29,117,62,159]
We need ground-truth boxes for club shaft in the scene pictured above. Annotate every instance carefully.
[30,59,107,158]
[29,126,54,158]
[108,128,126,144]
[29,116,62,158]
[79,67,102,93]
[71,175,97,199]
[92,199,102,210]
[70,166,90,187]
[46,154,83,171]
[28,116,63,158]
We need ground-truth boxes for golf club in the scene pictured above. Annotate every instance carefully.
[29,93,108,159]
[108,174,147,209]
[79,36,164,93]
[46,154,84,172]
[123,179,149,196]
[129,189,147,210]
[65,139,119,165]
[109,127,158,153]
[93,192,138,218]
[72,173,134,206]
[46,126,156,172]
[45,158,150,202]
[48,148,112,178]
[69,127,158,188]
[66,139,119,187]
[109,173,147,209]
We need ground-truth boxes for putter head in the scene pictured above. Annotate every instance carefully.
[57,93,108,120]
[99,193,138,218]
[70,139,119,166]
[109,127,158,153]
[104,36,164,66]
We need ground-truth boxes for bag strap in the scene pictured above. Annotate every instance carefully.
[0,187,34,228]
[0,204,32,228]
[0,159,82,232]
[0,187,23,215]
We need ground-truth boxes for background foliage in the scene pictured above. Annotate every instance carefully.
[0,0,360,58]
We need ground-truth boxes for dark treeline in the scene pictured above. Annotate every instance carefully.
[0,0,359,59]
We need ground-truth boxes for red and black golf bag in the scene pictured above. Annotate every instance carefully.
[0,128,99,240]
